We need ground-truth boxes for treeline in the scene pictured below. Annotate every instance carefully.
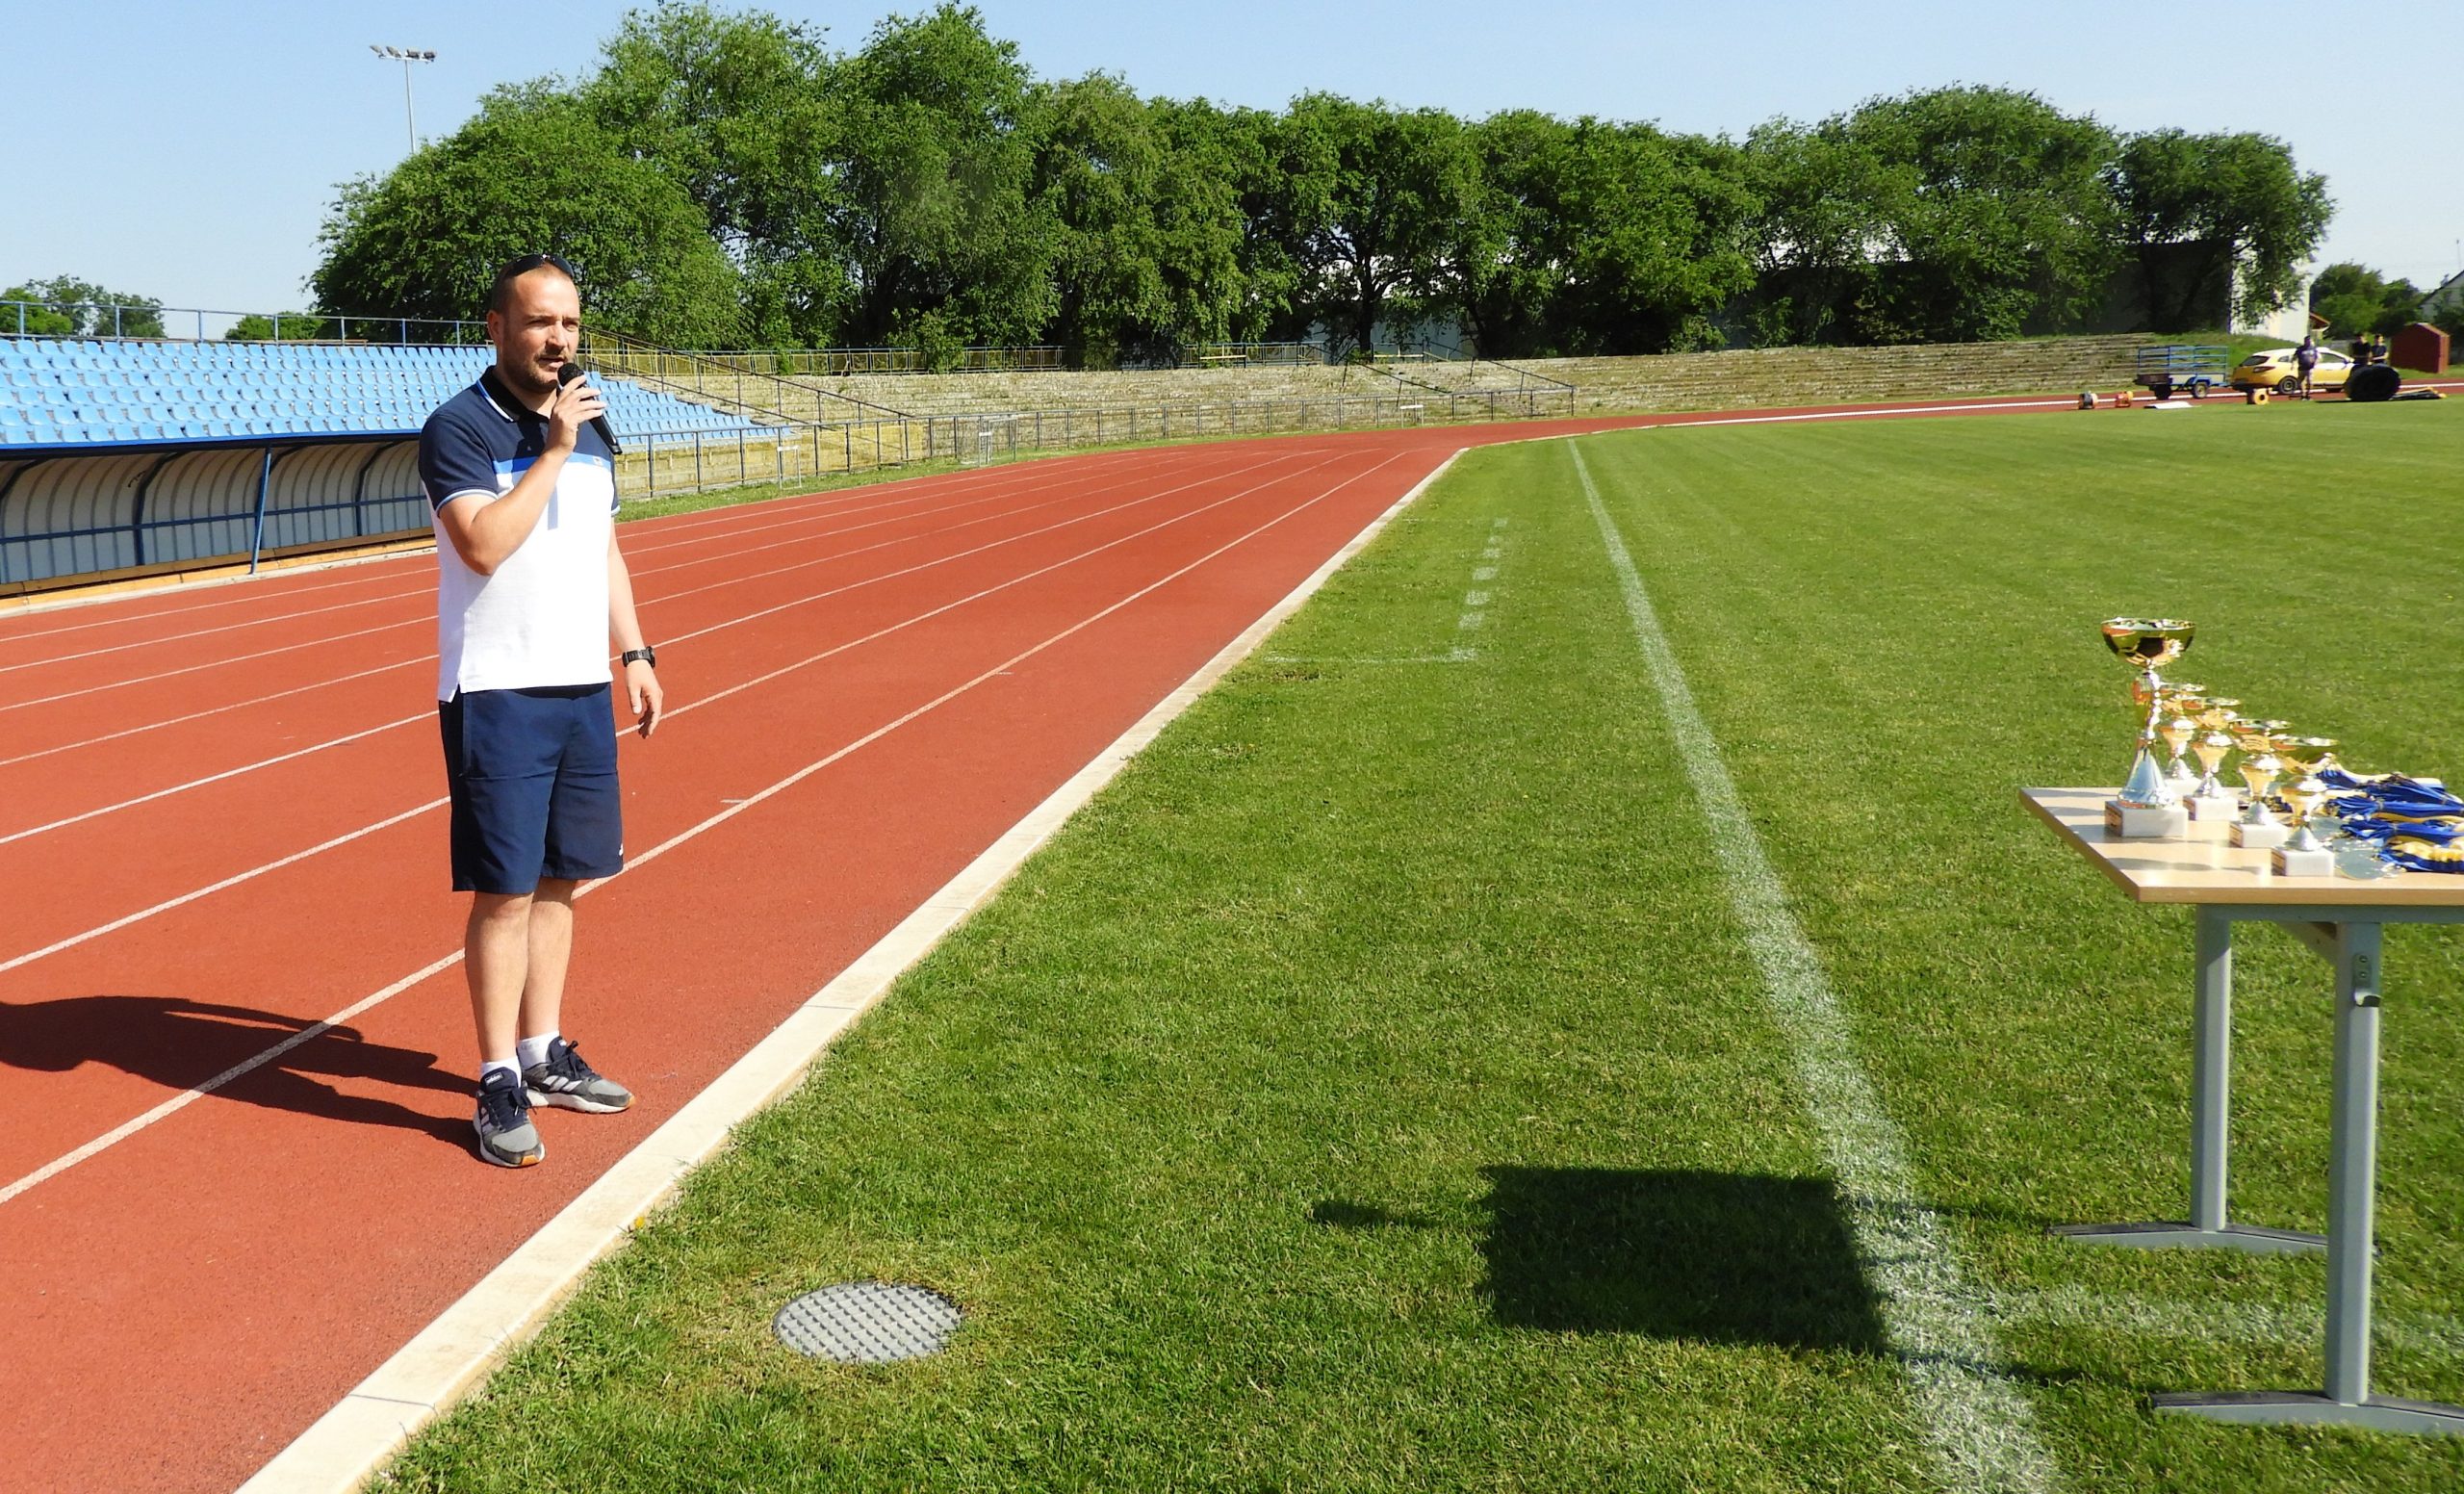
[312,2,2331,362]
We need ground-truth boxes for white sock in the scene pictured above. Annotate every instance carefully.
[516,1032,561,1070]
[480,1058,521,1087]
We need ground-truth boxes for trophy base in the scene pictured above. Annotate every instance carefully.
[2186,792,2240,822]
[2272,845,2334,877]
[2231,820,2290,850]
[2105,801,2188,839]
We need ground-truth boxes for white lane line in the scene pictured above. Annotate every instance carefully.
[1462,589,1490,607]
[0,616,413,716]
[0,452,1320,841]
[0,658,419,772]
[0,450,1298,721]
[1571,439,2057,1494]
[0,452,1152,673]
[0,452,1367,961]
[1471,566,1497,581]
[233,445,1460,1494]
[0,451,1410,1213]
[1455,612,1484,631]
[0,798,447,981]
[0,440,1210,660]
[0,711,429,846]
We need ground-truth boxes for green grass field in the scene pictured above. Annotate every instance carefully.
[383,400,2464,1491]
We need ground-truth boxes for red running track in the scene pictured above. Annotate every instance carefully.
[0,394,2275,1492]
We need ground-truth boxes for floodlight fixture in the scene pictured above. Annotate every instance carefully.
[370,44,438,153]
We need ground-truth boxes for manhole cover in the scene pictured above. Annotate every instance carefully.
[774,1281,962,1363]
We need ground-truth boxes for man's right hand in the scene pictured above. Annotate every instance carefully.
[546,378,607,453]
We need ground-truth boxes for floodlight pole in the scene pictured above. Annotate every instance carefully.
[369,45,437,153]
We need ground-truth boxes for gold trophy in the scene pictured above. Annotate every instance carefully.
[2160,712,2203,797]
[2231,752,2288,849]
[2101,617,2194,837]
[2272,776,2336,877]
[2187,730,2241,821]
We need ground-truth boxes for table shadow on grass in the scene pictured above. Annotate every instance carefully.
[1477,1167,1889,1353]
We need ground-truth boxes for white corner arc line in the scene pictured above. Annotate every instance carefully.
[1569,440,2057,1494]
[230,447,1466,1494]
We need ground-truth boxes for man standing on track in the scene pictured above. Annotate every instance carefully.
[418,253,663,1168]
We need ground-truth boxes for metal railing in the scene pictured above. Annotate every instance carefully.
[1,299,487,346]
[2,380,1575,595]
[581,330,912,425]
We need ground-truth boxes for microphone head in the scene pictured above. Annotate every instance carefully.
[557,362,586,388]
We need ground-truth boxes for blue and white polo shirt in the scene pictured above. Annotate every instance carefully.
[417,369,621,702]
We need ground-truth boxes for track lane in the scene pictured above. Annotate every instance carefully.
[0,448,1394,1187]
[0,439,1434,1493]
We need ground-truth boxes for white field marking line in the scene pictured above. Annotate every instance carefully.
[0,451,1410,1215]
[1572,439,2057,1494]
[1989,1285,2464,1364]
[0,798,446,982]
[0,451,1369,965]
[231,447,1462,1494]
[0,658,416,772]
[0,452,1331,847]
[0,555,422,645]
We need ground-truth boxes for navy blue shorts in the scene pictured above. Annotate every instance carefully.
[439,684,625,895]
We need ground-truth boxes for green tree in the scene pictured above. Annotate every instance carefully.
[312,84,744,346]
[2309,263,2422,337]
[822,4,1054,352]
[2107,129,2330,329]
[2,275,165,337]
[1740,118,1895,346]
[1277,93,1477,357]
[1839,87,2118,343]
[1024,76,1247,363]
[224,313,334,341]
[581,2,844,344]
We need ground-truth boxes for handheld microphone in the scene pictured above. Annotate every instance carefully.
[556,362,622,455]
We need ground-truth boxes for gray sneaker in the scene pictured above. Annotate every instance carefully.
[523,1037,633,1114]
[474,1069,544,1168]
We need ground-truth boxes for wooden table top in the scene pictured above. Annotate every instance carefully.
[2021,787,2464,909]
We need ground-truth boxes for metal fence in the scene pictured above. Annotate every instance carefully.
[2,381,1572,595]
[1,300,487,346]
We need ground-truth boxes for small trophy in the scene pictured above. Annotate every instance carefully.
[2160,713,2202,797]
[2230,752,2289,849]
[2186,731,2241,821]
[2100,617,2194,837]
[2272,777,2336,877]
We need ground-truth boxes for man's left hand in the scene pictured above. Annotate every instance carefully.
[625,658,663,738]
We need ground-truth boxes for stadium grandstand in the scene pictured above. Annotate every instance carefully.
[0,334,766,594]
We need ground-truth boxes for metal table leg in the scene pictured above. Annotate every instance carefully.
[2055,906,2323,1254]
[2155,922,2464,1433]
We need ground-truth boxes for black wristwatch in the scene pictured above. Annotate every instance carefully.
[620,646,656,668]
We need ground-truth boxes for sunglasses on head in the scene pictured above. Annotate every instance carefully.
[497,251,579,282]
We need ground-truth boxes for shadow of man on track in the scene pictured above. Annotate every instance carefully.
[0,993,470,1145]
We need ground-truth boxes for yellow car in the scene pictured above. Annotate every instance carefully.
[2231,348,2353,395]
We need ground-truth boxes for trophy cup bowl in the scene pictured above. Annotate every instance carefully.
[2195,698,2242,731]
[2279,736,2340,775]
[2102,619,2194,818]
[2161,714,2202,792]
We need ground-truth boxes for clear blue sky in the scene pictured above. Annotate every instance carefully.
[8,0,2457,322]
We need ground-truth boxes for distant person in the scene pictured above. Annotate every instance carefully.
[2295,336,2320,398]
[418,252,664,1168]
[2371,333,2389,366]
[2351,333,2373,365]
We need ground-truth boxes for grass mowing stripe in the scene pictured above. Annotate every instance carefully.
[1572,438,2058,1494]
